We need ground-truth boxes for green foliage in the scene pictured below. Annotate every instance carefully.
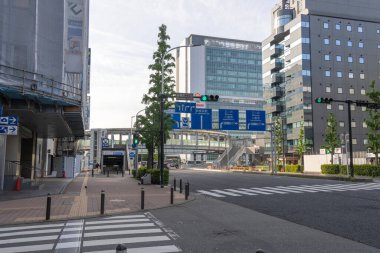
[295,122,305,165]
[321,164,380,177]
[285,164,304,173]
[366,81,380,165]
[136,167,170,185]
[136,24,175,169]
[274,116,284,165]
[323,113,340,164]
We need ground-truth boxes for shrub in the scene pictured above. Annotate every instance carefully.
[285,164,303,173]
[148,168,160,184]
[139,168,170,185]
[132,169,136,178]
[321,164,340,174]
[137,166,147,179]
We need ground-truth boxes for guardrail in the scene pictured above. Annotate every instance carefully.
[0,64,82,106]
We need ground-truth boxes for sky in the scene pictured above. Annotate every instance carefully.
[89,0,278,129]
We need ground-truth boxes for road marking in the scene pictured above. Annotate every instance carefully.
[84,245,182,253]
[55,219,83,251]
[0,235,57,245]
[86,218,150,225]
[238,188,273,195]
[103,215,146,219]
[250,188,288,194]
[0,223,64,232]
[225,189,257,195]
[83,235,170,247]
[0,244,54,253]
[0,228,61,238]
[211,189,241,196]
[197,190,225,197]
[278,186,321,193]
[267,187,303,193]
[84,228,162,237]
[85,223,156,231]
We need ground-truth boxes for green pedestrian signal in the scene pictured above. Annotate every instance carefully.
[200,95,219,102]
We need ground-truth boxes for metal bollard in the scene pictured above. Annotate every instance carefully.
[185,183,189,200]
[46,193,51,220]
[141,188,145,210]
[116,243,127,253]
[179,179,183,194]
[256,250,266,253]
[170,186,174,204]
[100,190,105,215]
[92,169,94,177]
[173,178,176,191]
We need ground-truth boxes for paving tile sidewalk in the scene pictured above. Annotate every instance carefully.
[0,171,187,225]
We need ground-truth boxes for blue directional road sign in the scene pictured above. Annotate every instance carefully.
[191,108,212,130]
[169,113,180,129]
[102,138,109,148]
[219,109,239,130]
[0,126,18,135]
[129,151,136,158]
[246,110,266,131]
[175,102,196,113]
[182,117,189,129]
[0,116,18,125]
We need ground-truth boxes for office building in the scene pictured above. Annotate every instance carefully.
[263,0,380,156]
[0,0,90,189]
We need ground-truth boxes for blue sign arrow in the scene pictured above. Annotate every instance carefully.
[169,113,180,129]
[0,116,18,125]
[8,126,17,134]
[219,109,239,130]
[246,110,266,131]
[191,109,212,130]
[0,126,7,133]
[175,102,196,113]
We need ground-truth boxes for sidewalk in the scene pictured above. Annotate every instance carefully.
[0,171,188,225]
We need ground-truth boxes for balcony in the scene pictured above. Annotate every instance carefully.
[264,101,284,114]
[271,73,284,85]
[267,86,283,99]
[271,60,284,72]
[270,46,284,59]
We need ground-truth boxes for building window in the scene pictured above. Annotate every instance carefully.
[348,72,354,79]
[358,42,364,48]
[338,87,343,93]
[327,104,332,110]
[360,73,365,79]
[324,38,330,45]
[336,55,342,62]
[377,29,380,34]
[347,56,353,63]
[352,121,356,128]
[363,122,367,128]
[337,71,343,78]
[302,70,311,76]
[359,57,364,64]
[326,86,331,93]
[323,22,329,29]
[335,39,341,46]
[325,70,331,77]
[349,88,355,94]
[350,104,356,111]
[339,121,345,127]
[336,23,341,30]
[358,26,363,33]
[324,54,330,61]
[339,105,344,110]
[364,139,368,145]
[347,40,353,47]
[362,106,367,111]
[378,44,380,49]
[352,138,357,145]
[347,24,352,31]
[361,89,366,95]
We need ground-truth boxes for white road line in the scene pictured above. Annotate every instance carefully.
[0,235,57,245]
[60,233,82,239]
[0,243,54,253]
[103,215,146,220]
[84,228,162,238]
[279,186,323,193]
[211,190,241,196]
[85,223,155,231]
[0,223,64,232]
[224,189,257,195]
[55,240,83,249]
[266,187,304,193]
[250,188,288,194]
[62,227,83,232]
[0,228,61,238]
[238,188,273,195]
[83,235,170,247]
[84,245,182,253]
[197,190,225,197]
[86,218,150,225]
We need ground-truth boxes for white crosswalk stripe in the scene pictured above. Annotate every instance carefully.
[197,183,380,198]
[0,213,182,253]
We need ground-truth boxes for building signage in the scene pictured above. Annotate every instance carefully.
[0,116,18,125]
[219,109,239,130]
[101,138,109,148]
[103,150,125,156]
[175,102,196,113]
[175,92,194,100]
[0,126,18,135]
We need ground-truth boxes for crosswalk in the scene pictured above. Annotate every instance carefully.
[197,182,380,198]
[0,213,181,253]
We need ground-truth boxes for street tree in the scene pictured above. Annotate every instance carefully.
[295,122,305,165]
[366,81,380,165]
[136,24,175,169]
[323,112,340,164]
[274,116,284,167]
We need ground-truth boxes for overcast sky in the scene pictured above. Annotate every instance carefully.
[89,0,278,129]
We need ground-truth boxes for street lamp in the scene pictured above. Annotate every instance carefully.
[159,44,202,188]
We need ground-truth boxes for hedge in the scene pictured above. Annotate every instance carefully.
[276,164,304,173]
[135,167,169,185]
[321,164,380,177]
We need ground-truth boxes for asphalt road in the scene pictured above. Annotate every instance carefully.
[169,169,380,250]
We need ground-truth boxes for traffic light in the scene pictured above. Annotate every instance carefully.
[200,95,219,102]
[133,133,140,145]
[315,97,333,104]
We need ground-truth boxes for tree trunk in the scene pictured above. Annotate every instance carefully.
[147,145,154,169]
[330,153,333,164]
[376,153,379,166]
